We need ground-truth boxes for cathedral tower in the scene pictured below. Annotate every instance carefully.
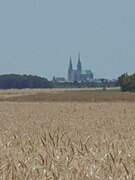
[77,53,82,72]
[76,53,82,81]
[68,57,73,81]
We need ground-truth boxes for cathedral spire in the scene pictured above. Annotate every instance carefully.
[68,57,73,81]
[77,52,82,72]
[68,57,73,72]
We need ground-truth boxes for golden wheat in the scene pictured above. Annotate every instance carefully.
[0,101,135,179]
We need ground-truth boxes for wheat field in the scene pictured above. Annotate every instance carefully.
[0,99,135,179]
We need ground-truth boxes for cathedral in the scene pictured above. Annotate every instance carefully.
[68,54,94,82]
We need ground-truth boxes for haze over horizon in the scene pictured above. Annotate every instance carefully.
[0,0,135,80]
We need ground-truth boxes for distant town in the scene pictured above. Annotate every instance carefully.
[0,54,120,89]
[53,53,118,85]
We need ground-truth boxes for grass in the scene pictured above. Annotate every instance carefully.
[3,90,135,103]
[89,88,121,93]
[70,88,121,93]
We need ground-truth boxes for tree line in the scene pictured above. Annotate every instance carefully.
[52,80,119,88]
[0,74,51,89]
[118,73,135,92]
[0,74,119,89]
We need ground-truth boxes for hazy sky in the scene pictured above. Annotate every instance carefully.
[0,0,135,80]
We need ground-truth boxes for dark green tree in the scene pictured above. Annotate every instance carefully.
[0,74,52,89]
[118,73,135,92]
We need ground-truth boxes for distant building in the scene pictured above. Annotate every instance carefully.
[53,76,66,83]
[68,53,94,82]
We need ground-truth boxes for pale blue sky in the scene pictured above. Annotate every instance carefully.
[0,0,135,80]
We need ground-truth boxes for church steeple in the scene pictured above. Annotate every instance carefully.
[68,57,73,81]
[77,53,82,72]
[68,57,73,72]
